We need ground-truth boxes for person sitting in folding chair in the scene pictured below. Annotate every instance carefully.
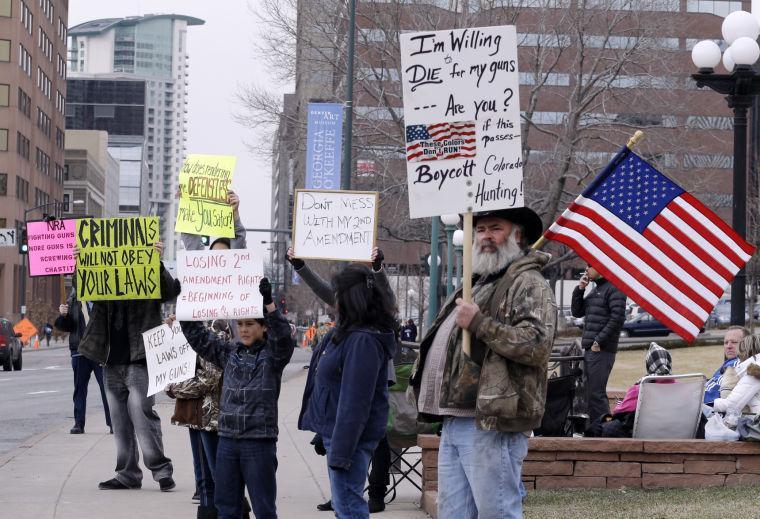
[586,342,673,438]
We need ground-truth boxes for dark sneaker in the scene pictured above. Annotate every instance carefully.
[70,425,84,434]
[316,499,333,511]
[368,497,385,513]
[192,490,200,503]
[159,477,176,492]
[98,478,140,490]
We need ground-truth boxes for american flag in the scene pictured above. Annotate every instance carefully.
[545,148,755,342]
[405,121,476,162]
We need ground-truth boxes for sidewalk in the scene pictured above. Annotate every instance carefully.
[0,368,429,519]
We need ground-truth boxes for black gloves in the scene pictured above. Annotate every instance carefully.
[259,277,273,306]
[287,254,305,270]
[312,436,326,456]
[372,248,384,272]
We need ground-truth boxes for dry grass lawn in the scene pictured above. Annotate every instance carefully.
[524,486,758,518]
[607,345,724,390]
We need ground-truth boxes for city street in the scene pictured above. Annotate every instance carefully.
[0,343,312,457]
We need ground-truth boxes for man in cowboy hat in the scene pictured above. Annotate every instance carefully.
[410,207,557,519]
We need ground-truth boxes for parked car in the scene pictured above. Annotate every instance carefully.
[0,318,23,371]
[621,312,704,338]
[711,302,749,326]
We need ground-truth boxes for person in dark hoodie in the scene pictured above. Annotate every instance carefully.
[299,263,397,519]
[173,278,294,519]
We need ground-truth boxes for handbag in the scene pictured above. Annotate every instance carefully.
[171,398,203,427]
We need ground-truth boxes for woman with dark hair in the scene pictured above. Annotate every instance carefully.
[299,264,397,518]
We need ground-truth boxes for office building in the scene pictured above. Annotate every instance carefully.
[0,0,68,318]
[67,14,204,259]
[64,129,119,218]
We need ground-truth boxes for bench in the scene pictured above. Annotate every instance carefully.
[418,434,760,518]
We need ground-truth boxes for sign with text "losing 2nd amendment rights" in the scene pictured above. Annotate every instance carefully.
[400,25,524,218]
[292,189,378,262]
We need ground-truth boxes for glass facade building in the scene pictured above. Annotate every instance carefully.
[65,79,146,136]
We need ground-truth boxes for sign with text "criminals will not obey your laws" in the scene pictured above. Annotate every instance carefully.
[75,217,162,301]
[400,25,524,218]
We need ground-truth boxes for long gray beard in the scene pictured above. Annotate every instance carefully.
[471,233,523,276]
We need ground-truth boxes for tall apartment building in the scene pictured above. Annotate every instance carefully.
[0,0,68,319]
[66,14,204,259]
[65,77,149,216]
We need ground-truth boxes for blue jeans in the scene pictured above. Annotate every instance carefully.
[215,436,277,519]
[104,364,173,486]
[323,437,378,519]
[438,417,529,519]
[72,353,111,429]
[189,428,219,507]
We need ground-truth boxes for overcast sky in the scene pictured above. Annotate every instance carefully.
[68,0,290,257]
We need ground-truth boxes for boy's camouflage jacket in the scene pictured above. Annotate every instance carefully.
[167,357,222,431]
[411,249,557,433]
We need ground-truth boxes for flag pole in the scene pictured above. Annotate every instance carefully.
[530,130,646,252]
[462,211,473,356]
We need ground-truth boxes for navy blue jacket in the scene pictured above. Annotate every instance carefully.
[299,327,396,470]
[181,309,295,440]
[54,299,91,354]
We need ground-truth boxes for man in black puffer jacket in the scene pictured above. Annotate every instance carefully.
[571,264,627,422]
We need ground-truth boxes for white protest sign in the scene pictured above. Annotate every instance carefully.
[292,189,378,262]
[400,25,523,218]
[143,322,196,397]
[0,228,16,247]
[176,249,264,320]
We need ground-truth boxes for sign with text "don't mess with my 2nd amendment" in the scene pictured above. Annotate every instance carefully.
[292,189,378,262]
[400,25,524,218]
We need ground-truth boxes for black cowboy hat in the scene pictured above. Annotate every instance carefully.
[471,207,544,245]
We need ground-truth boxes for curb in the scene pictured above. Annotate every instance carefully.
[0,419,68,468]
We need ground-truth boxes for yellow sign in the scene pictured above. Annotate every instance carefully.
[13,318,38,345]
[75,217,162,301]
[175,154,237,238]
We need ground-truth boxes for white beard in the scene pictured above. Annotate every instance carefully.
[471,231,523,276]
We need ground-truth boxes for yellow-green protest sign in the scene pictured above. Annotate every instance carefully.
[75,217,162,301]
[175,154,237,238]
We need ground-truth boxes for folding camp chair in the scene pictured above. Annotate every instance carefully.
[632,373,706,439]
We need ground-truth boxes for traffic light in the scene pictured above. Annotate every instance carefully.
[18,229,28,255]
[201,236,210,247]
[279,297,288,314]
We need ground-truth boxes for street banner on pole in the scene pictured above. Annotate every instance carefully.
[27,219,77,277]
[0,228,16,247]
[292,189,378,262]
[75,217,162,301]
[176,249,264,320]
[143,322,196,397]
[305,103,343,189]
[175,154,237,238]
[399,25,523,218]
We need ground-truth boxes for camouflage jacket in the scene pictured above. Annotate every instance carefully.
[167,357,222,431]
[410,250,557,433]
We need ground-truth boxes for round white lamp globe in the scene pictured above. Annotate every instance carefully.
[453,229,464,247]
[427,255,441,267]
[729,37,760,66]
[440,214,460,226]
[722,11,760,45]
[723,48,736,73]
[691,40,722,69]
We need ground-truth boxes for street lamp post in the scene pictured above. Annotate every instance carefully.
[453,229,464,288]
[691,10,760,325]
[441,214,459,296]
[426,253,441,328]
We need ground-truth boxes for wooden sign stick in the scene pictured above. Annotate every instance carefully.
[462,212,473,357]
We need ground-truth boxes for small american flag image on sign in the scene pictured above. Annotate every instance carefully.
[405,121,476,163]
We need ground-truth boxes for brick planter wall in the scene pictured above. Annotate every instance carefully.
[418,434,760,518]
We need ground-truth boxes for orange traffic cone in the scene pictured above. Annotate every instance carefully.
[33,338,39,349]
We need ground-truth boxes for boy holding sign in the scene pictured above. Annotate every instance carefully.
[170,278,295,519]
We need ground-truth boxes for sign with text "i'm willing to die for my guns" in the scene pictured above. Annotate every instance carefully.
[400,25,524,218]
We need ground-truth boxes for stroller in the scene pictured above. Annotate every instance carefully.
[534,339,587,437]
